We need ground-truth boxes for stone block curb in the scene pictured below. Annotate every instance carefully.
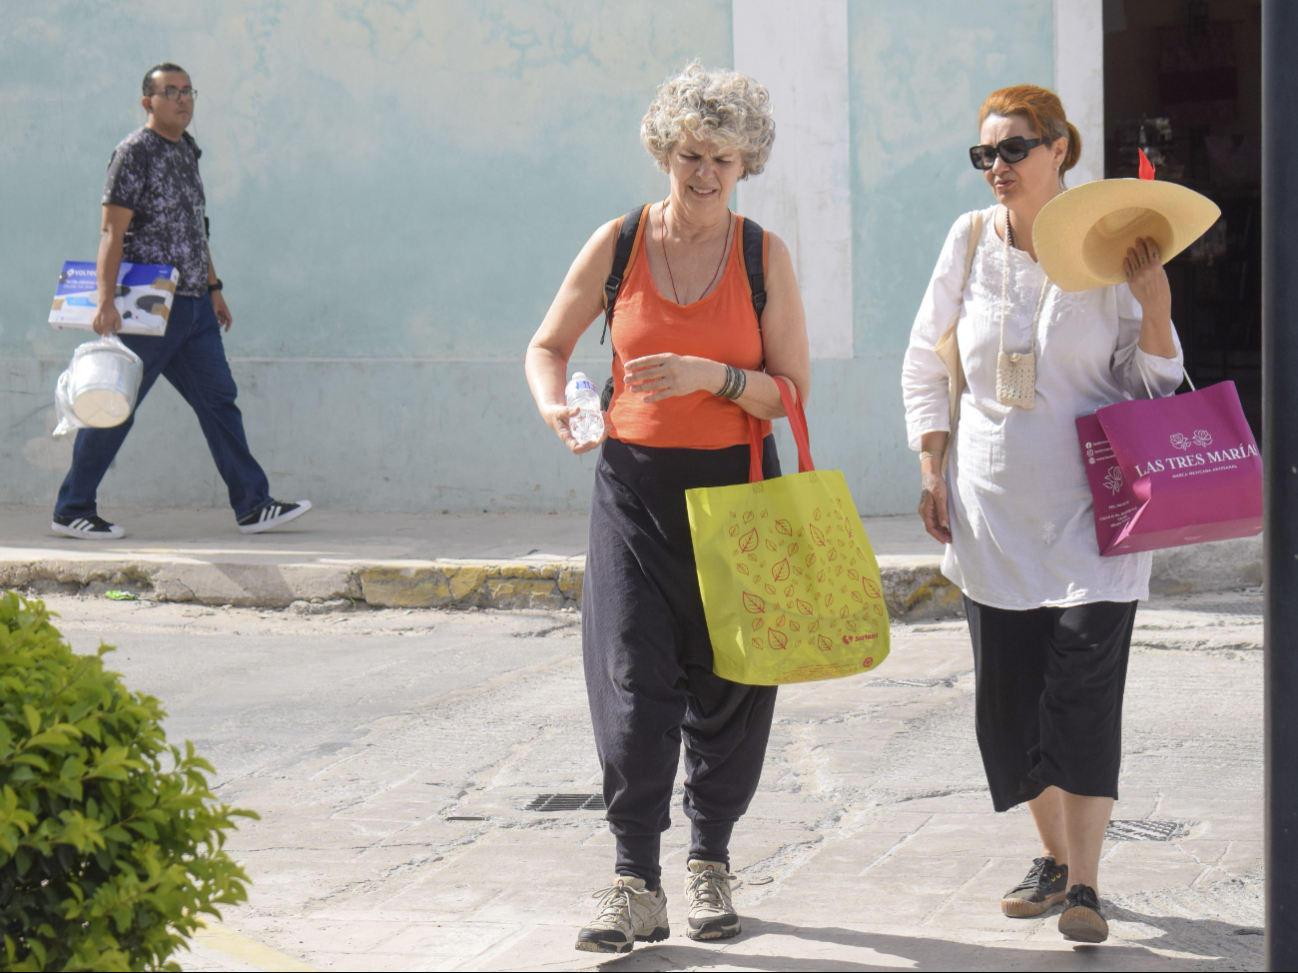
[0,535,1263,620]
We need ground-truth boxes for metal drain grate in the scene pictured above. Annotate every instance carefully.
[1106,819,1188,841]
[525,793,606,812]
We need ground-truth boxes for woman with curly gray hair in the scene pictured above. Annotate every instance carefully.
[526,62,810,955]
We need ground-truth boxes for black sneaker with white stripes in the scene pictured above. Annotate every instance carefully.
[51,514,125,540]
[237,499,313,534]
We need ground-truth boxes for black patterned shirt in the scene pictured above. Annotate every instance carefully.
[102,127,208,296]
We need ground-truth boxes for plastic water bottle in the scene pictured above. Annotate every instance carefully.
[565,372,604,445]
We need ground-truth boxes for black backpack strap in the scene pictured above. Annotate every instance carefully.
[600,205,648,346]
[740,216,767,323]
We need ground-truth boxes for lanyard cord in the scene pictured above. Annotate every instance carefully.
[1000,206,1050,357]
[661,200,732,306]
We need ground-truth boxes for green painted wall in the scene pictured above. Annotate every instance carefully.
[0,0,1056,517]
[806,0,1056,515]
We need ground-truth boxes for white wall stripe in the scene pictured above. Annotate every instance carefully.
[734,0,854,360]
[1054,0,1105,187]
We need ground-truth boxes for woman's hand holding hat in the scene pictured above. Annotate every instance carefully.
[1123,236,1172,320]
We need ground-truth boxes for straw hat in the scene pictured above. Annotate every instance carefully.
[1033,179,1221,292]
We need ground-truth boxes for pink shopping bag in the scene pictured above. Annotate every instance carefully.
[1076,381,1262,556]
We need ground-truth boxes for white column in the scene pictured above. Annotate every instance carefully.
[733,0,853,360]
[1054,0,1105,186]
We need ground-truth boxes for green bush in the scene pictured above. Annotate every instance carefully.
[0,592,257,971]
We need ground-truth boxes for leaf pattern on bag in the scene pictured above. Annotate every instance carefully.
[701,475,892,682]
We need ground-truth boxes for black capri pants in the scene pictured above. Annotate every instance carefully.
[964,597,1138,812]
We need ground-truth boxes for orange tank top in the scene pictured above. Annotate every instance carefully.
[605,209,771,449]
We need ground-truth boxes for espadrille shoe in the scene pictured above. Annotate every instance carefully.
[1001,856,1069,917]
[1059,883,1108,943]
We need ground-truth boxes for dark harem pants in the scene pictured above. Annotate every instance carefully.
[583,436,781,888]
[964,596,1139,812]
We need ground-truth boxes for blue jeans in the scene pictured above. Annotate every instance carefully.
[55,294,271,521]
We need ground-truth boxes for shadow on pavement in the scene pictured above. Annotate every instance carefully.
[596,914,1258,971]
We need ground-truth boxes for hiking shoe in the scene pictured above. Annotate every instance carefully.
[684,859,741,941]
[237,499,312,534]
[1059,884,1108,943]
[51,514,125,540]
[574,876,669,954]
[1001,856,1069,917]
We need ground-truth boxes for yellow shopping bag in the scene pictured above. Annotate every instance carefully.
[686,378,890,686]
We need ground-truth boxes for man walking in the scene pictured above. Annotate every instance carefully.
[52,63,310,539]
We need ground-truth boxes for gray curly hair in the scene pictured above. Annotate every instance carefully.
[640,61,775,178]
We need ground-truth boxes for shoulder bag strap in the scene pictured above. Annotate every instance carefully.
[747,377,812,483]
[739,216,767,323]
[600,205,648,347]
[599,204,648,411]
[935,210,984,472]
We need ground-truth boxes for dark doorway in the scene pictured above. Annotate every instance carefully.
[1104,0,1263,437]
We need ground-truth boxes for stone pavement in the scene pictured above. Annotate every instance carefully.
[37,589,1264,972]
[0,504,1265,620]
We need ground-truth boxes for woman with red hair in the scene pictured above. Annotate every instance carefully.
[901,85,1183,944]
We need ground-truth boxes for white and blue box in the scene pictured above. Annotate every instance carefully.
[50,260,178,336]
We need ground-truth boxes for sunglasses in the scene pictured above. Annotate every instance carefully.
[969,136,1045,170]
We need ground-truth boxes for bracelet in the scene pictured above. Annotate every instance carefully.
[716,364,747,400]
[919,450,943,461]
[717,364,737,398]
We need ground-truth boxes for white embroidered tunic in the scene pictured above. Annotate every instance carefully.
[901,207,1185,610]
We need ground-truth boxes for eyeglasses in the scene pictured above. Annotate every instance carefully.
[151,86,197,102]
[969,136,1044,170]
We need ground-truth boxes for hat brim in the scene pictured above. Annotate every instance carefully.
[1033,180,1221,292]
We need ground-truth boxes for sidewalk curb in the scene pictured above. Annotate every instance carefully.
[0,555,959,620]
[0,535,1262,621]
